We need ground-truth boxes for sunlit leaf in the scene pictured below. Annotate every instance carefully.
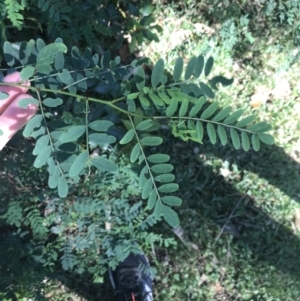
[23,114,43,137]
[32,135,49,155]
[37,43,67,64]
[149,93,164,106]
[20,66,35,80]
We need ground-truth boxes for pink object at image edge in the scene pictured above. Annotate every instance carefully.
[0,94,38,150]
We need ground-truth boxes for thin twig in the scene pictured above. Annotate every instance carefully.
[214,195,246,243]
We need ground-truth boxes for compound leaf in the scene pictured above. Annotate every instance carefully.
[217,125,227,146]
[151,58,164,88]
[162,205,179,227]
[230,128,240,149]
[69,150,89,177]
[173,57,183,82]
[207,123,216,144]
[58,175,68,198]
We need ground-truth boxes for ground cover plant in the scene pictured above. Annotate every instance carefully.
[0,0,299,300]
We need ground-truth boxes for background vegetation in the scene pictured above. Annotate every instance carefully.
[0,0,300,300]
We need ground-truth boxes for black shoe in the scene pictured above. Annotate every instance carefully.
[109,252,153,301]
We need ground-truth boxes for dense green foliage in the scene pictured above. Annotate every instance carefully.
[2,0,299,300]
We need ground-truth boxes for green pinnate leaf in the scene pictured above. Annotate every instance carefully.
[136,119,154,131]
[88,120,113,132]
[34,145,52,168]
[230,128,240,149]
[252,134,260,151]
[173,57,183,82]
[149,93,164,106]
[151,164,174,173]
[154,200,162,219]
[235,115,256,128]
[200,82,215,98]
[69,150,89,177]
[200,101,219,119]
[189,98,206,117]
[142,178,153,199]
[59,126,85,143]
[32,135,49,155]
[212,106,232,122]
[196,121,204,141]
[158,183,179,193]
[151,58,164,88]
[130,143,140,163]
[204,56,214,77]
[135,67,146,91]
[120,129,135,144]
[179,99,189,117]
[194,55,204,78]
[257,133,274,145]
[58,175,68,198]
[92,157,117,172]
[217,125,227,146]
[20,66,35,80]
[247,122,272,133]
[154,173,175,183]
[23,115,43,137]
[42,97,63,107]
[223,109,244,125]
[18,98,39,109]
[166,99,178,117]
[241,131,250,151]
[0,92,9,100]
[147,189,157,210]
[207,123,216,144]
[147,154,170,163]
[37,43,67,64]
[157,92,171,105]
[185,56,197,80]
[161,196,182,206]
[48,165,60,189]
[162,205,180,227]
[139,95,150,107]
[140,136,163,146]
